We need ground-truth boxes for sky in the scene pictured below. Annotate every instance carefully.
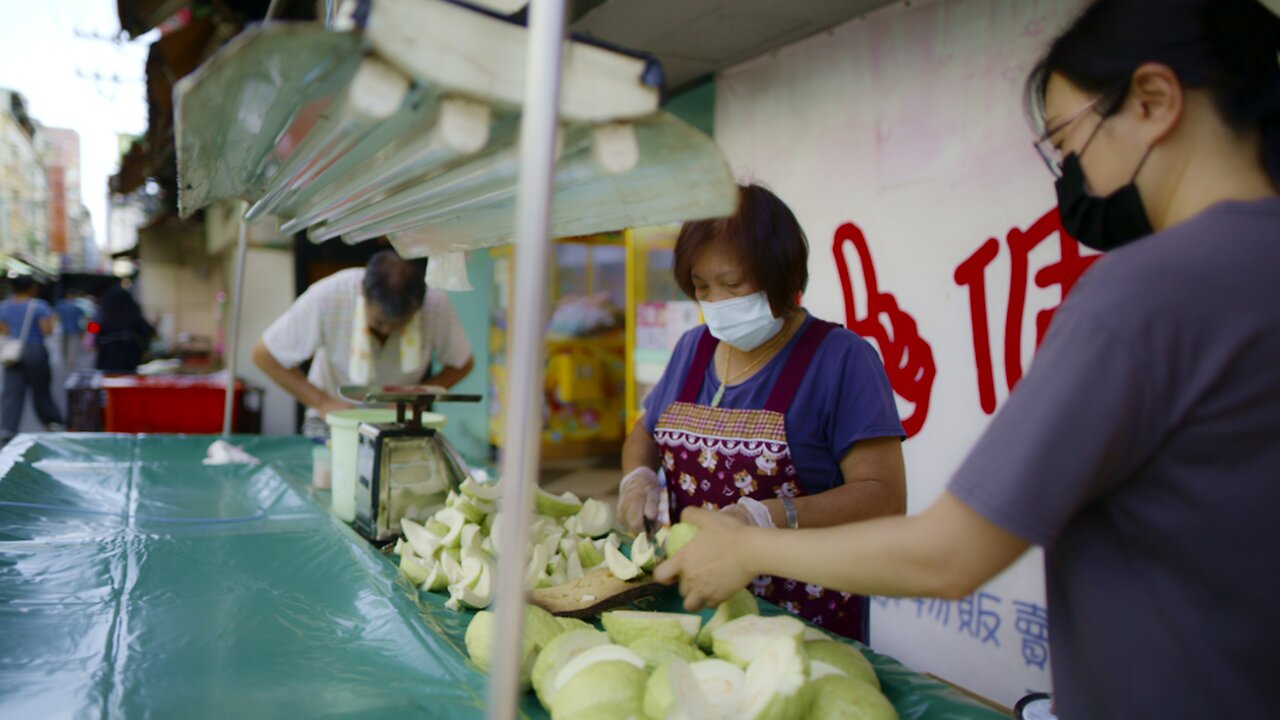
[0,0,153,248]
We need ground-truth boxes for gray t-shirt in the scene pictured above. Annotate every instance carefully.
[950,197,1280,719]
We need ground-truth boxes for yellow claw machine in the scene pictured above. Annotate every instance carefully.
[488,226,704,461]
[489,233,629,462]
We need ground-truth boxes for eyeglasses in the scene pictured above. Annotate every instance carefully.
[1033,94,1106,178]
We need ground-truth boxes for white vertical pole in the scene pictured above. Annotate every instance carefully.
[222,206,249,437]
[486,0,566,717]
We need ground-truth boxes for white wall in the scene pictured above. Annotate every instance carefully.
[230,246,296,436]
[714,0,1089,706]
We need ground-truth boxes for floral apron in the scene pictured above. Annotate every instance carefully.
[654,319,867,640]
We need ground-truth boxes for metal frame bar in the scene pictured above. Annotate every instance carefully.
[486,0,567,716]
[222,203,250,437]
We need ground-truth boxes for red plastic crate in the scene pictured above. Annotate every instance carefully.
[100,376,253,434]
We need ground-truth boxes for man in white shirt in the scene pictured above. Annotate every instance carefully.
[252,250,474,425]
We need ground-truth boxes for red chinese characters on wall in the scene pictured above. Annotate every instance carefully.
[832,209,1099,434]
[833,222,936,438]
[953,208,1099,414]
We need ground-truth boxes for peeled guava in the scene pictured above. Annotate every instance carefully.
[803,626,832,642]
[552,644,645,696]
[805,640,879,689]
[557,617,593,633]
[464,611,535,691]
[809,660,846,681]
[807,675,899,720]
[531,629,610,708]
[691,659,745,720]
[602,610,701,647]
[550,656,647,720]
[628,636,708,669]
[464,605,568,691]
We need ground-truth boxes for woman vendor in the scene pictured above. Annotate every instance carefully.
[617,183,907,641]
[656,0,1280,716]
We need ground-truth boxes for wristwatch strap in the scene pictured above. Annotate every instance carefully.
[781,496,798,529]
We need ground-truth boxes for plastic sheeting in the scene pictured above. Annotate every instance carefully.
[1,435,1006,719]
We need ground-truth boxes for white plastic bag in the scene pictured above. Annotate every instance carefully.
[425,252,473,292]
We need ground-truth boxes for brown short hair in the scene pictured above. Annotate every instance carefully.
[673,184,808,315]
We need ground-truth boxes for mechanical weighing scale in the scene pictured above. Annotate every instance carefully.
[340,385,482,543]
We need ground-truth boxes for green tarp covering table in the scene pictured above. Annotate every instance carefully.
[0,435,1006,719]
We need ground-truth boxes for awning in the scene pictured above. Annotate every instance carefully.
[173,0,737,259]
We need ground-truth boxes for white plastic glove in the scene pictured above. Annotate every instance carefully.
[725,496,776,528]
[617,467,661,533]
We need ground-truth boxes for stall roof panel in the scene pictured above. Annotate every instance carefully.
[174,1,737,256]
[570,0,902,90]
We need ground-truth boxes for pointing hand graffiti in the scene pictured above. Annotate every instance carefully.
[833,222,936,438]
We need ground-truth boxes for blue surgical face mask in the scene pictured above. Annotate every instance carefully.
[699,291,783,351]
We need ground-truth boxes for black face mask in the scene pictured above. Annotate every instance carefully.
[1054,152,1154,252]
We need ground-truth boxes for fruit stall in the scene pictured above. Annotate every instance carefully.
[1,0,1011,717]
[0,434,1006,719]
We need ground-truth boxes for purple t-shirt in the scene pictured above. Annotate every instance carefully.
[644,314,904,494]
[950,198,1280,719]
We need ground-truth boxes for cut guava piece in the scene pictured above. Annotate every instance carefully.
[438,551,464,587]
[422,560,449,592]
[434,507,468,547]
[459,523,484,552]
[536,487,583,517]
[453,497,489,524]
[630,533,657,571]
[602,610,701,647]
[525,544,550,590]
[711,614,806,668]
[565,550,584,582]
[644,658,712,720]
[604,542,642,581]
[575,498,615,537]
[460,476,502,502]
[401,517,444,558]
[398,544,432,586]
[691,659,746,720]
[805,640,879,689]
[738,635,809,720]
[578,539,604,569]
[696,588,759,651]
